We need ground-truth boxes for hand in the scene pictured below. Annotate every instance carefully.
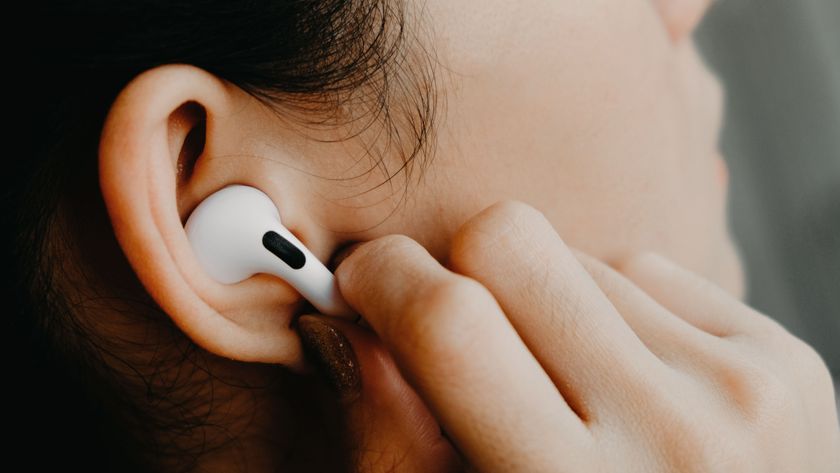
[302,201,840,472]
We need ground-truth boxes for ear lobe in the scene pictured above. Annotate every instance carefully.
[98,64,312,369]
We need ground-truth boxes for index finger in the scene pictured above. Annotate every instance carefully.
[334,234,591,471]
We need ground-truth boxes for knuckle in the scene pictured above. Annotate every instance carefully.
[658,413,747,472]
[743,366,795,422]
[450,199,552,274]
[749,320,832,389]
[422,277,489,312]
[614,251,665,276]
[717,354,796,425]
[784,331,828,369]
[741,307,790,340]
[786,336,834,391]
[395,277,494,361]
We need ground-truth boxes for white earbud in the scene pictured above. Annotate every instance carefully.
[185,184,355,318]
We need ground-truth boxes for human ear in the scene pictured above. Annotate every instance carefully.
[98,64,336,369]
[652,0,714,44]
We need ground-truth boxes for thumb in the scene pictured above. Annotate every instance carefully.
[296,314,463,473]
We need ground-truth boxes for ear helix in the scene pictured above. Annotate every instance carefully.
[185,185,355,318]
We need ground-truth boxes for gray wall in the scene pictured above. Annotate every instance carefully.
[695,0,840,385]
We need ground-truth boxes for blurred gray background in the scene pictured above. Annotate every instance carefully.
[696,0,839,406]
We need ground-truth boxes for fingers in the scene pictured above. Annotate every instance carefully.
[568,248,726,366]
[447,201,671,414]
[297,315,462,473]
[334,234,591,472]
[614,252,776,338]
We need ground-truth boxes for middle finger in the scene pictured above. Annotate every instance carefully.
[447,201,672,416]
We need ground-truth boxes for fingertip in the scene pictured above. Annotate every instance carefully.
[334,234,445,332]
[329,241,364,272]
[333,243,374,315]
[332,243,363,290]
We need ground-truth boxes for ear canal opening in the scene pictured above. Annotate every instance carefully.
[173,101,207,186]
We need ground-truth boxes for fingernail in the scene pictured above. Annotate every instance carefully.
[297,316,361,403]
[328,241,363,272]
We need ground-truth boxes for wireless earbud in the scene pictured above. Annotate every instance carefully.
[185,185,355,318]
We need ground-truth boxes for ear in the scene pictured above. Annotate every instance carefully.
[652,0,714,44]
[99,64,336,369]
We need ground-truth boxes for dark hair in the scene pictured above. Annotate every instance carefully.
[11,1,439,471]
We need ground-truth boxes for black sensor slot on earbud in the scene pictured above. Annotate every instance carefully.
[262,231,306,270]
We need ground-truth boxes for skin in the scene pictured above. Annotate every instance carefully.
[91,0,838,470]
[328,202,840,471]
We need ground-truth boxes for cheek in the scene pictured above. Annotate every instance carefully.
[368,0,730,287]
[434,1,724,268]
